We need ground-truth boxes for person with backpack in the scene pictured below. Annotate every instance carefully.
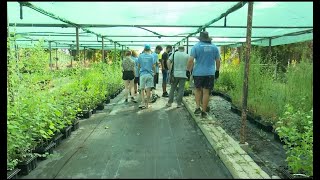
[166,46,189,108]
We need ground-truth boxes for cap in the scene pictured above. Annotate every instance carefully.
[144,44,151,50]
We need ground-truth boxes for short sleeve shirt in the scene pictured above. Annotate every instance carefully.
[168,51,189,78]
[138,53,155,76]
[190,42,220,76]
[131,56,139,77]
[122,56,135,72]
[152,52,159,73]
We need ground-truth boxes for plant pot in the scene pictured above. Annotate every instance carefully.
[246,112,256,121]
[33,141,56,161]
[97,102,104,110]
[17,155,37,176]
[105,97,111,104]
[52,132,63,148]
[222,94,232,102]
[62,125,72,139]
[82,110,92,119]
[7,168,21,179]
[273,131,285,145]
[259,120,273,132]
[211,90,220,96]
[72,119,80,131]
[230,104,241,116]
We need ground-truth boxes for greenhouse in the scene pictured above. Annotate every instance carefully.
[7,1,313,179]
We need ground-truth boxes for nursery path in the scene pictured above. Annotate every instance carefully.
[21,74,232,179]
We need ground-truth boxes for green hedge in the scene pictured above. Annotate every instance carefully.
[7,41,123,170]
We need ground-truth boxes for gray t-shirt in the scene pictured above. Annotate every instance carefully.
[169,51,189,78]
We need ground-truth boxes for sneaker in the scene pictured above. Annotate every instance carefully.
[131,97,137,103]
[150,96,157,103]
[201,111,208,118]
[139,104,146,109]
[166,103,172,107]
[162,92,169,97]
[177,104,182,108]
[194,108,201,115]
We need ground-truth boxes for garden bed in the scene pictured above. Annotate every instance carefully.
[33,141,56,160]
[205,95,287,177]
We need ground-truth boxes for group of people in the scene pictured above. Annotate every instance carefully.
[121,31,220,118]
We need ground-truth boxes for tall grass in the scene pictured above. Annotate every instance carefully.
[215,48,313,124]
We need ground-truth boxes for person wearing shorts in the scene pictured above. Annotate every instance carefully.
[137,44,156,109]
[187,31,220,118]
[122,50,137,103]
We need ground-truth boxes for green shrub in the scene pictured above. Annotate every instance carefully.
[276,103,313,176]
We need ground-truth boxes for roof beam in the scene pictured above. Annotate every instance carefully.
[9,23,313,29]
[13,33,279,38]
[174,1,248,46]
[18,2,123,47]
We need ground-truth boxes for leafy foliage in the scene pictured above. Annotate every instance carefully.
[276,104,313,176]
[7,39,123,170]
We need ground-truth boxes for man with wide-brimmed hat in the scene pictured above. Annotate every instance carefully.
[187,30,221,118]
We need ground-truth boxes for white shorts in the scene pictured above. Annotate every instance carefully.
[139,74,154,90]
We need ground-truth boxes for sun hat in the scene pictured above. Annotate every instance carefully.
[196,31,212,42]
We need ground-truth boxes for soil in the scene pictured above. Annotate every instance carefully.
[208,95,287,177]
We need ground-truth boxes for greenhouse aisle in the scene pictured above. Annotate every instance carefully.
[21,72,232,179]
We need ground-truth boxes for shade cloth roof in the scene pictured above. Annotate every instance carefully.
[7,2,313,50]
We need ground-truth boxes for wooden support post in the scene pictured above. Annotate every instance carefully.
[122,45,124,61]
[224,46,226,61]
[186,37,189,53]
[76,27,79,61]
[55,44,58,70]
[49,41,52,70]
[114,42,116,62]
[102,37,105,63]
[70,45,73,67]
[240,2,253,144]
[84,47,86,62]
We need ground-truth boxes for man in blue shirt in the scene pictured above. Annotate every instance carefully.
[187,31,220,118]
[151,45,163,101]
[137,44,156,109]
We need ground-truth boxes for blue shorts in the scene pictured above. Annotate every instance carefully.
[140,74,154,90]
[162,70,168,84]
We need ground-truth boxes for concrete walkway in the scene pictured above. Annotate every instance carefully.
[21,73,232,179]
